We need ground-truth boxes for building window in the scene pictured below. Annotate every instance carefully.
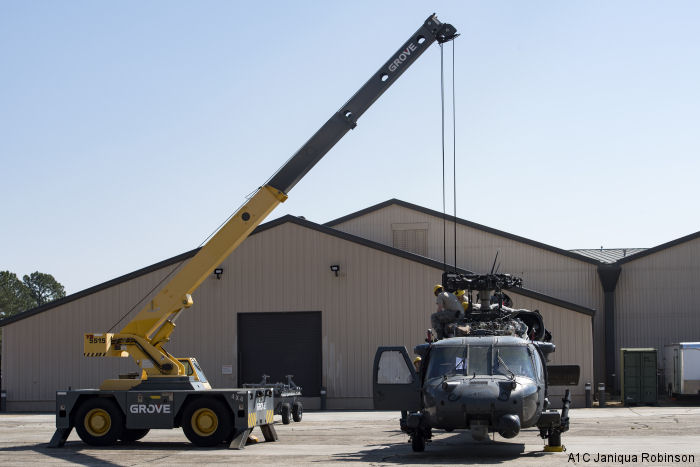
[392,223,429,256]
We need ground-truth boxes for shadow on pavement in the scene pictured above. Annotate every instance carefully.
[0,443,125,467]
[331,431,550,464]
[0,440,241,466]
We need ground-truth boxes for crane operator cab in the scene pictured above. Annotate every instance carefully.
[177,357,211,389]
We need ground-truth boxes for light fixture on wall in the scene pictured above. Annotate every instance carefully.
[330,264,340,277]
[214,268,224,279]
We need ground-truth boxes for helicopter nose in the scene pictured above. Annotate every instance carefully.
[433,381,500,424]
[497,414,521,438]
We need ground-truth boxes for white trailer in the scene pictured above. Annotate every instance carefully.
[664,343,700,396]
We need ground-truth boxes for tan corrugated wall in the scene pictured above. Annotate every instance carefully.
[615,236,700,384]
[2,221,592,410]
[332,204,605,382]
[1,265,182,410]
[509,292,594,405]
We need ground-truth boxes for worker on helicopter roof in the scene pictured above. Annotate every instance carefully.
[431,284,462,339]
[455,289,471,314]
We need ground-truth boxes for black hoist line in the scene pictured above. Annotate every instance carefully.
[440,40,458,274]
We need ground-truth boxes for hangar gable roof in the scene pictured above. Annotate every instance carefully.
[0,215,595,328]
[325,199,601,265]
[616,230,700,264]
[327,199,700,268]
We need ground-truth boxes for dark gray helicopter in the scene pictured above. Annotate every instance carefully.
[373,271,579,452]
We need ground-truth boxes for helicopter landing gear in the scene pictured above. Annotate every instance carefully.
[408,424,432,452]
[543,428,564,452]
[539,389,571,453]
[411,433,425,452]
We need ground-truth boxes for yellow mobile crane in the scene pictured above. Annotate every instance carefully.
[50,14,457,449]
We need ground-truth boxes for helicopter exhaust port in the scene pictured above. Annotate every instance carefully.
[498,414,521,439]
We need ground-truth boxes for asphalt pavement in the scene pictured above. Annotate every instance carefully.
[1,407,699,466]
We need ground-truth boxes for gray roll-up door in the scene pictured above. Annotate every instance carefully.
[238,311,322,396]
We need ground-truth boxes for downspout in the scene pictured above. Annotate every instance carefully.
[597,264,622,392]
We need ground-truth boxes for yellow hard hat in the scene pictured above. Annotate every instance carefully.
[455,289,465,297]
[413,356,422,364]
[433,284,443,295]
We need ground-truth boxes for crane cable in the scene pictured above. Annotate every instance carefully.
[440,40,458,275]
[452,41,458,273]
[107,196,252,333]
[440,43,447,272]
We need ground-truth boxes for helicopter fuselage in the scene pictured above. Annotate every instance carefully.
[419,336,545,440]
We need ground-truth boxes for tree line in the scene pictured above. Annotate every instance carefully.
[1,271,66,360]
[0,271,66,318]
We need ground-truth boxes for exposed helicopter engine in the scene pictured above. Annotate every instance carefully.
[439,271,552,344]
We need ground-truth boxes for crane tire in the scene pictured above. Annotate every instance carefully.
[281,403,291,425]
[182,397,233,447]
[292,402,303,422]
[75,397,125,446]
[120,428,150,442]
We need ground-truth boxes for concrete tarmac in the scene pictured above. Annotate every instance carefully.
[1,407,699,466]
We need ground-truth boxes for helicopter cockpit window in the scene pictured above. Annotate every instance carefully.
[531,344,545,381]
[495,346,536,380]
[468,346,492,376]
[426,345,538,379]
[425,346,493,379]
[426,347,465,379]
[377,350,414,384]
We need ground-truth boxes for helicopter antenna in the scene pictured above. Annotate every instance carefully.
[489,250,500,274]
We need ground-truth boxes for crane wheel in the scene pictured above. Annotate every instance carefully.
[75,397,124,446]
[182,398,233,447]
[120,428,150,443]
[292,402,303,422]
[280,403,291,425]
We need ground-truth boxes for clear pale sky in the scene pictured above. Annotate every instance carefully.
[2,1,699,294]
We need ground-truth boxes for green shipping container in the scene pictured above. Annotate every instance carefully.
[620,348,657,405]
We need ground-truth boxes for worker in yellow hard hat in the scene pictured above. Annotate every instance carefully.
[455,289,470,313]
[413,356,422,372]
[431,283,462,339]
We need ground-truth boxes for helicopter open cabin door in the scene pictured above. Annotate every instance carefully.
[373,346,421,411]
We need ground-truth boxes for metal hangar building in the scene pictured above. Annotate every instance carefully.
[1,199,698,411]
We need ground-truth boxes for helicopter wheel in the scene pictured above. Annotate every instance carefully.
[411,434,425,452]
